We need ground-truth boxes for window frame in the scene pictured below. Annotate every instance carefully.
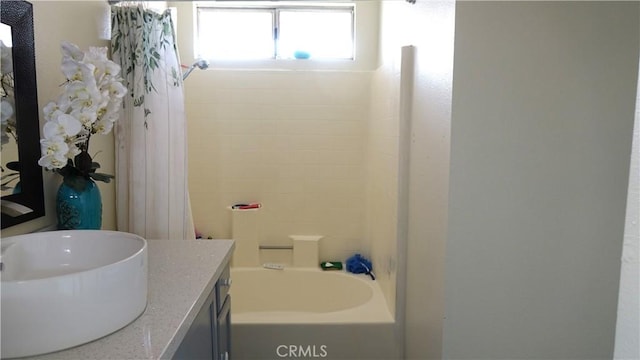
[195,2,355,62]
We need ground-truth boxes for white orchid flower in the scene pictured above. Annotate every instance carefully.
[101,99,122,121]
[42,101,64,121]
[65,80,101,101]
[64,139,82,158]
[98,90,112,108]
[104,61,122,78]
[43,113,82,138]
[85,46,108,63]
[38,42,127,172]
[52,93,73,114]
[1,100,9,147]
[66,80,101,110]
[61,57,81,81]
[0,40,12,75]
[40,135,68,156]
[38,153,69,170]
[62,58,96,83]
[70,107,98,129]
[84,47,109,79]
[60,41,84,61]
[1,98,14,123]
[107,80,127,99]
[38,135,70,170]
[93,117,115,135]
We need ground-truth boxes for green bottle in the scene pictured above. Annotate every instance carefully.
[320,261,343,270]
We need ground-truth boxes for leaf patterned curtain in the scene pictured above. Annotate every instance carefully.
[111,5,195,240]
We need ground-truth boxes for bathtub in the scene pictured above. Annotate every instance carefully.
[230,267,399,360]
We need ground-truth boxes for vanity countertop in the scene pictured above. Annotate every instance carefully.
[25,238,234,360]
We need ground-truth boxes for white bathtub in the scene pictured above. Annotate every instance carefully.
[230,267,399,359]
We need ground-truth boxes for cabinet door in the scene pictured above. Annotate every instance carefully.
[173,292,215,360]
[216,295,231,360]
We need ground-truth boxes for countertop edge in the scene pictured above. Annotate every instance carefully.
[158,241,235,359]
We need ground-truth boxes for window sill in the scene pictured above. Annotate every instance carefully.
[202,58,375,72]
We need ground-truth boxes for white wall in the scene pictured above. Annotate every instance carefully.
[614,58,640,360]
[445,2,639,359]
[373,0,456,358]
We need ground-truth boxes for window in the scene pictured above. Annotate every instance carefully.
[196,2,354,61]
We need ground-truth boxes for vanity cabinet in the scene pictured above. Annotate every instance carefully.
[174,264,231,360]
[173,290,215,359]
[216,266,232,360]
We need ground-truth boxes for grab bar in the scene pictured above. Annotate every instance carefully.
[259,245,293,250]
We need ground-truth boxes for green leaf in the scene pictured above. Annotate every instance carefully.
[90,173,114,183]
[74,151,93,176]
[134,95,144,107]
[6,161,20,171]
[112,38,120,54]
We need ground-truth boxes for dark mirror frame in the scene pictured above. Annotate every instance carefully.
[1,0,45,229]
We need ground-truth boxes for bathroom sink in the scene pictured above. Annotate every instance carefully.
[0,230,148,358]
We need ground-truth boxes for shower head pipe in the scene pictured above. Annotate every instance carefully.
[182,59,209,80]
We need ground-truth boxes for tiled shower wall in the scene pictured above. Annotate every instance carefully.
[185,70,372,262]
[365,63,401,316]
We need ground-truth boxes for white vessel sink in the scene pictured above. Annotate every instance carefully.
[1,230,148,358]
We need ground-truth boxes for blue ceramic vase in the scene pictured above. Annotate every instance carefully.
[56,177,102,230]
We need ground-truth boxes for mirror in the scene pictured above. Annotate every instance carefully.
[1,0,45,228]
[1,23,19,195]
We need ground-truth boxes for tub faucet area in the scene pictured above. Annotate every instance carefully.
[290,235,323,268]
[229,203,324,268]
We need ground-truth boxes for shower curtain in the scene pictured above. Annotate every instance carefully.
[110,6,195,240]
